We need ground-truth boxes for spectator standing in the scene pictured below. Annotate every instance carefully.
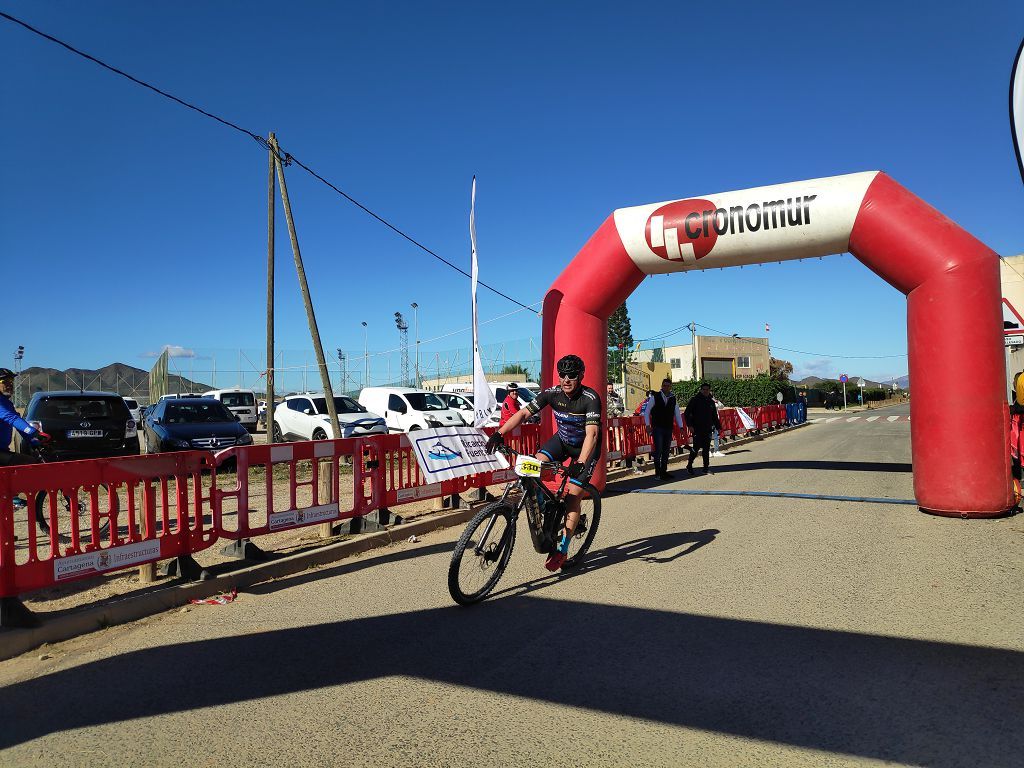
[643,378,683,480]
[606,382,625,418]
[0,367,51,467]
[498,382,520,428]
[684,382,722,475]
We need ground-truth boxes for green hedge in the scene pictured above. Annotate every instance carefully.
[672,374,794,406]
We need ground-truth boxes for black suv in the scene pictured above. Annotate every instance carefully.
[19,391,140,461]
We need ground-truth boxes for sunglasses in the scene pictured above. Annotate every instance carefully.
[558,373,579,382]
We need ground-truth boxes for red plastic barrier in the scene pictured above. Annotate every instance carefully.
[0,451,217,597]
[1,409,789,600]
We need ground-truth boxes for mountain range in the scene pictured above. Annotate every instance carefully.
[14,363,209,401]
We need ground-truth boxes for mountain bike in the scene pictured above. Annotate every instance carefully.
[12,443,117,543]
[447,445,602,605]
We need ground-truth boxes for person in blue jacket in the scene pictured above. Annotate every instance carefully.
[0,368,50,467]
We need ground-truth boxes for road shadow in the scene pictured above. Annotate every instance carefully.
[490,528,720,599]
[246,540,455,596]
[0,594,1019,766]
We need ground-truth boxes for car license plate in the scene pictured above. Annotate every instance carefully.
[67,429,103,438]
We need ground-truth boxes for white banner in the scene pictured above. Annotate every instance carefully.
[470,177,498,427]
[407,426,508,483]
[737,408,757,431]
[613,172,878,275]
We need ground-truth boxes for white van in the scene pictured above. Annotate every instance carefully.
[203,388,259,432]
[358,387,467,433]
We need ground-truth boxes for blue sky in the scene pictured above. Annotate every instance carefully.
[2,1,1022,388]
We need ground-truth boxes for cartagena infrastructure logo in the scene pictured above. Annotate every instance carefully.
[645,194,818,263]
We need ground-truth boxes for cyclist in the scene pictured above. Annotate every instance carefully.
[485,354,601,571]
[0,368,51,467]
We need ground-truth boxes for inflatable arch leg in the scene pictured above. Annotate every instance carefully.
[542,172,1011,518]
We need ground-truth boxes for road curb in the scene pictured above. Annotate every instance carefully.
[0,419,809,660]
[0,507,479,662]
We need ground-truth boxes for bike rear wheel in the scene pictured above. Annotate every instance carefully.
[448,502,516,605]
[563,483,601,570]
[35,485,117,542]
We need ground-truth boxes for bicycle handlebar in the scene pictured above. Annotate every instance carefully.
[495,444,575,476]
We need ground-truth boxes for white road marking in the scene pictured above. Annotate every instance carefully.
[846,417,861,422]
[887,416,900,422]
[866,416,880,422]
[825,417,842,423]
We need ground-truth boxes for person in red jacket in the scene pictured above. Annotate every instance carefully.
[498,382,520,428]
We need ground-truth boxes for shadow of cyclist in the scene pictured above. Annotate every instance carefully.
[492,528,719,599]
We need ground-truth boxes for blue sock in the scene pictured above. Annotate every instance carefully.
[557,531,571,554]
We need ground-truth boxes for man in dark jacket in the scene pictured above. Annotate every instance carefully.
[643,378,683,480]
[683,382,722,475]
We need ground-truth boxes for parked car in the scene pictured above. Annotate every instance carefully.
[123,397,143,424]
[358,387,467,433]
[273,393,387,442]
[18,391,140,461]
[141,397,253,454]
[158,392,210,401]
[440,383,539,425]
[436,391,474,418]
[203,388,259,432]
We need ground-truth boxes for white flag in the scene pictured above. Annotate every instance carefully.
[1013,36,1024,186]
[737,408,757,431]
[470,177,498,427]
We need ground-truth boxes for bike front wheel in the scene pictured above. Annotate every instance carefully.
[448,502,516,606]
[563,484,601,570]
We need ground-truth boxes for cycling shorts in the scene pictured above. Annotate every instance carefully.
[537,436,599,486]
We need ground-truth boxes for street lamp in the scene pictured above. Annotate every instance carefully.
[13,345,24,409]
[361,321,368,388]
[336,348,346,395]
[411,302,420,387]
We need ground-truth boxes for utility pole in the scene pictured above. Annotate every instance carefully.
[266,133,276,441]
[337,348,346,395]
[272,134,339,541]
[270,135,340,438]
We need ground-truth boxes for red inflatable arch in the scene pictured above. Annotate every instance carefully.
[542,172,1012,517]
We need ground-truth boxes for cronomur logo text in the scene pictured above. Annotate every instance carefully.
[645,194,818,262]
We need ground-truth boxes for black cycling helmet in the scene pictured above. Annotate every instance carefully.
[0,368,13,380]
[556,354,585,379]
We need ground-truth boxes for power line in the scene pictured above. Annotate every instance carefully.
[692,323,906,359]
[0,10,536,312]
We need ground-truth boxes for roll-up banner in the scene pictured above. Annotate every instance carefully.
[612,171,878,274]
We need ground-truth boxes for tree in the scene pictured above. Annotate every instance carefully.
[769,356,793,381]
[607,301,634,382]
[500,363,529,376]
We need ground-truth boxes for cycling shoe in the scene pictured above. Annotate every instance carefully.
[544,552,567,572]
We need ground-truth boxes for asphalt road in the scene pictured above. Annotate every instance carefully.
[1,406,1021,768]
